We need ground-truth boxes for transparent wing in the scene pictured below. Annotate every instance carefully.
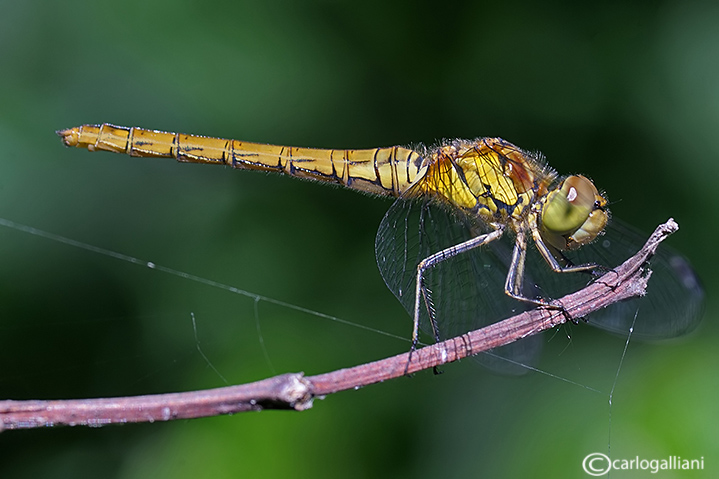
[375,195,704,374]
[375,195,543,375]
[543,218,704,340]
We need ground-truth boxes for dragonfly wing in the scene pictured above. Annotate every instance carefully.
[375,193,704,377]
[375,195,542,375]
[559,219,704,340]
[516,217,704,340]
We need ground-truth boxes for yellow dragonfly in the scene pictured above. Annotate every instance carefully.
[58,124,704,373]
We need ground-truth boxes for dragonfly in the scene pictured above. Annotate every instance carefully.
[57,124,704,373]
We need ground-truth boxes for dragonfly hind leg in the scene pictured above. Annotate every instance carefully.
[408,224,506,368]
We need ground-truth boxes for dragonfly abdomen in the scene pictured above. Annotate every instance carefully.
[57,123,425,197]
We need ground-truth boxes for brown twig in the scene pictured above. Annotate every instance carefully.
[0,219,678,432]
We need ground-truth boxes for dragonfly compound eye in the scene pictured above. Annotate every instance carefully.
[541,175,608,250]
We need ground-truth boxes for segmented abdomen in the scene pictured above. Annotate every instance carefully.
[57,123,426,197]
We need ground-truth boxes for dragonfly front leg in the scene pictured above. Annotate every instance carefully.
[410,225,505,360]
[531,228,601,274]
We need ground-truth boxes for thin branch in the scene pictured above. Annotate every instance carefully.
[0,219,679,432]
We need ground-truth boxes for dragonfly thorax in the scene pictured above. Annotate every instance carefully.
[417,138,554,223]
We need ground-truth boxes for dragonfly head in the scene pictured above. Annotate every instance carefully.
[540,175,608,250]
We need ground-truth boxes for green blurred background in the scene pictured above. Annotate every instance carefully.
[1,1,717,477]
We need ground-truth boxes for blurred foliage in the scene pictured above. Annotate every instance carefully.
[0,0,717,478]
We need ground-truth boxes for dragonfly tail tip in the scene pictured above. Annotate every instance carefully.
[56,127,79,147]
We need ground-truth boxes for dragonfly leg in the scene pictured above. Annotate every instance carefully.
[408,225,505,369]
[504,227,547,305]
[505,227,597,324]
[504,227,567,312]
[532,228,600,274]
[531,229,616,322]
